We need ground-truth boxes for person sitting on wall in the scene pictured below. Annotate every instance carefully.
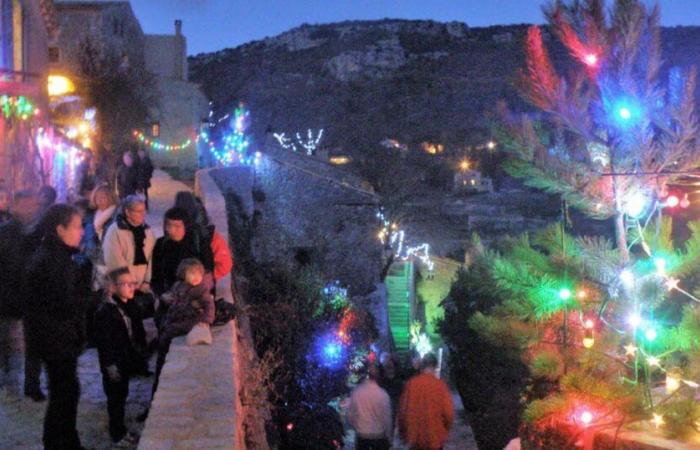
[174,191,233,293]
[152,258,214,395]
[152,207,214,326]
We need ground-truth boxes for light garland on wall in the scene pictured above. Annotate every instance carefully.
[36,129,85,200]
[273,129,324,155]
[132,130,193,151]
[200,105,260,166]
[376,208,434,273]
[2,95,37,121]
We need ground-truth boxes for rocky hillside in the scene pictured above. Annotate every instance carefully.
[189,19,700,155]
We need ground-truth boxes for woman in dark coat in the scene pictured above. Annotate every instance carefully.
[25,204,90,450]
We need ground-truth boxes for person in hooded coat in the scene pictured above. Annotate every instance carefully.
[25,204,91,450]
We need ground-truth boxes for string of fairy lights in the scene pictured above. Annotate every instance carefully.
[199,105,260,166]
[376,209,435,272]
[132,130,193,152]
[273,129,324,155]
[561,189,700,430]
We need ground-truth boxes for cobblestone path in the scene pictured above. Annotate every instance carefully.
[0,170,190,449]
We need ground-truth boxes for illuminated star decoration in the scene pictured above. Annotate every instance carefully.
[624,344,638,357]
[652,413,665,429]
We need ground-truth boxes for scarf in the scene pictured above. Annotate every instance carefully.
[93,205,116,241]
[126,220,148,265]
[110,295,133,340]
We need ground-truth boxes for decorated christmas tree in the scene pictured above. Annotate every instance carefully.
[201,104,260,166]
[463,0,700,446]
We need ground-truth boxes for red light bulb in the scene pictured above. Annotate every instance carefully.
[666,195,679,208]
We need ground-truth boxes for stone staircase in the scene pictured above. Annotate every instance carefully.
[386,261,413,353]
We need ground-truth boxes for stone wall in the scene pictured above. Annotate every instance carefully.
[138,324,238,450]
[139,169,244,449]
[210,145,384,296]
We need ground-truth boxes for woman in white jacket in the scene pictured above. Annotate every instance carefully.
[102,195,155,296]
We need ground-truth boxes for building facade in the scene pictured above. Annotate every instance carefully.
[52,2,207,170]
[50,0,145,77]
[0,0,58,191]
[142,19,207,169]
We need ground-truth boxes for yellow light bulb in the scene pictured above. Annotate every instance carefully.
[652,413,665,429]
[582,337,594,349]
[666,368,682,394]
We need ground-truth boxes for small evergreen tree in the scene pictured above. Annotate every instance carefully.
[452,0,700,445]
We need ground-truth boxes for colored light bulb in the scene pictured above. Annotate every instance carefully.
[584,53,598,66]
[628,313,642,328]
[666,195,679,207]
[580,411,593,425]
[559,288,572,300]
[645,328,657,341]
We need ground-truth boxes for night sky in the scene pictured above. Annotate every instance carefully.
[129,0,700,56]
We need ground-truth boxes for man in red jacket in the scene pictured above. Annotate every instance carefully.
[398,353,454,450]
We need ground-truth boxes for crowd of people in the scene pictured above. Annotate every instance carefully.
[0,150,233,449]
[346,353,455,450]
[0,147,453,450]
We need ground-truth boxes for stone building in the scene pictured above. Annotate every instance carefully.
[454,168,493,194]
[50,2,207,170]
[143,19,208,169]
[0,0,58,190]
[50,0,146,75]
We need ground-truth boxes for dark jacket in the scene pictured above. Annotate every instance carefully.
[94,295,148,375]
[152,234,214,296]
[116,164,139,199]
[0,210,11,225]
[0,219,41,318]
[137,156,154,189]
[24,236,91,361]
[160,281,214,340]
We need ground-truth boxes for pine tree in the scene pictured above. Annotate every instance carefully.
[458,0,700,444]
[500,0,700,261]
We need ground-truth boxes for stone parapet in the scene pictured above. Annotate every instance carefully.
[139,168,244,449]
[138,324,238,450]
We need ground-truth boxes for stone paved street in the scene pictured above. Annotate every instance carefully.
[343,390,477,450]
[0,170,191,449]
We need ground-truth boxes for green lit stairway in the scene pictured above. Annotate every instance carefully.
[386,261,414,353]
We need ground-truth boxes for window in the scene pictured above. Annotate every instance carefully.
[11,0,21,72]
[48,47,59,63]
[0,0,24,73]
[0,0,13,70]
[150,122,160,137]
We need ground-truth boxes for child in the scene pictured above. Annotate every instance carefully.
[94,268,148,446]
[152,258,214,393]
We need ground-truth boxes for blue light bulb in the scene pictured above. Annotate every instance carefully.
[618,107,631,120]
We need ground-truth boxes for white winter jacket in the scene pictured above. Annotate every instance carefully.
[102,218,156,287]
